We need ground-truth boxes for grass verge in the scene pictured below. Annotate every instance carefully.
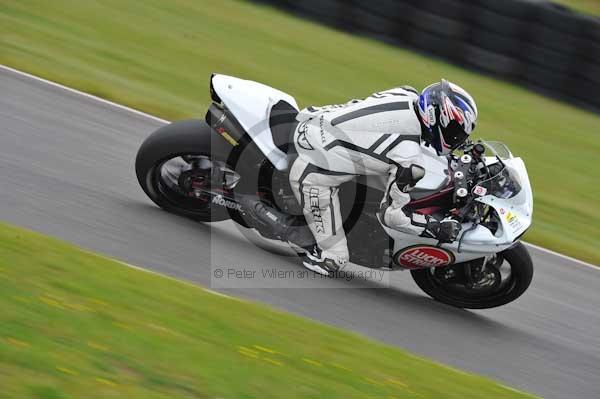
[0,222,536,398]
[554,0,600,16]
[1,0,599,264]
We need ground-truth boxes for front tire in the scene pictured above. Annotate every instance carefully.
[410,242,533,309]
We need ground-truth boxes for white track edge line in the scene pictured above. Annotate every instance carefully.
[75,248,238,299]
[112,259,239,300]
[79,247,239,300]
[522,242,598,270]
[0,64,169,125]
[2,63,598,271]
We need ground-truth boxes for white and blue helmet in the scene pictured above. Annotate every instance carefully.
[417,79,478,154]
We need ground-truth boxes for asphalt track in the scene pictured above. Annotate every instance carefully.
[1,66,599,398]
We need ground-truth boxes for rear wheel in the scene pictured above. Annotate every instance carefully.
[135,120,240,221]
[410,242,533,309]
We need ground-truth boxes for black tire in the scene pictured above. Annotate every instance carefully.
[135,119,235,221]
[411,242,533,309]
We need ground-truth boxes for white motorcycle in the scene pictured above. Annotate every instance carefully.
[135,74,534,309]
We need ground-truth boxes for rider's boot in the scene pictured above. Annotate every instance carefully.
[300,244,343,276]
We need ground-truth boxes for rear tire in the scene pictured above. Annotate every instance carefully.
[135,119,235,221]
[410,242,533,309]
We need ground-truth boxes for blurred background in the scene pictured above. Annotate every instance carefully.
[255,0,600,111]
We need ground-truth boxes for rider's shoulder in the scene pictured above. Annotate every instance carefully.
[386,139,424,163]
[296,105,324,121]
[367,86,419,101]
[297,99,359,121]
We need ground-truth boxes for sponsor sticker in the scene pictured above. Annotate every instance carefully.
[505,211,523,232]
[505,211,516,223]
[212,196,242,212]
[309,188,325,234]
[319,115,327,144]
[394,245,455,269]
[216,127,239,147]
[473,185,487,196]
[427,105,436,126]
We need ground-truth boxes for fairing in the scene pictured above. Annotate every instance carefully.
[211,74,299,170]
[383,149,533,268]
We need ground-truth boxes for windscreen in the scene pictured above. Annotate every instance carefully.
[476,164,522,199]
[482,141,513,160]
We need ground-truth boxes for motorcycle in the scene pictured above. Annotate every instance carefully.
[135,74,534,309]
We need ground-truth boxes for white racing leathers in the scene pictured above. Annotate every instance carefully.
[289,87,428,268]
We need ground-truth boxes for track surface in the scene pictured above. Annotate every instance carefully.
[1,68,599,398]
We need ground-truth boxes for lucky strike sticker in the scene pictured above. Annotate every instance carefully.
[394,245,455,269]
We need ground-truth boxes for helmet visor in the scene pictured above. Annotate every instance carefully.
[441,120,469,150]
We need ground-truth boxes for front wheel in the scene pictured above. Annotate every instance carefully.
[410,242,533,309]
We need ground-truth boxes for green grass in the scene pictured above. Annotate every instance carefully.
[553,0,600,16]
[1,0,599,265]
[0,222,536,399]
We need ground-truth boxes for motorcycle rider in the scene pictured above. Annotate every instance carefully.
[289,79,478,276]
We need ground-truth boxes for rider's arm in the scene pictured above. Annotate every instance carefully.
[381,168,460,242]
[381,174,428,235]
[380,140,428,235]
[381,140,461,242]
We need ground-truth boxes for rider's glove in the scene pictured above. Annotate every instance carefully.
[426,217,461,243]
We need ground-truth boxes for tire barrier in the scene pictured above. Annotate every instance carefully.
[253,0,600,111]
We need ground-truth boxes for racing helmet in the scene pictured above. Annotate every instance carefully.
[417,79,478,154]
